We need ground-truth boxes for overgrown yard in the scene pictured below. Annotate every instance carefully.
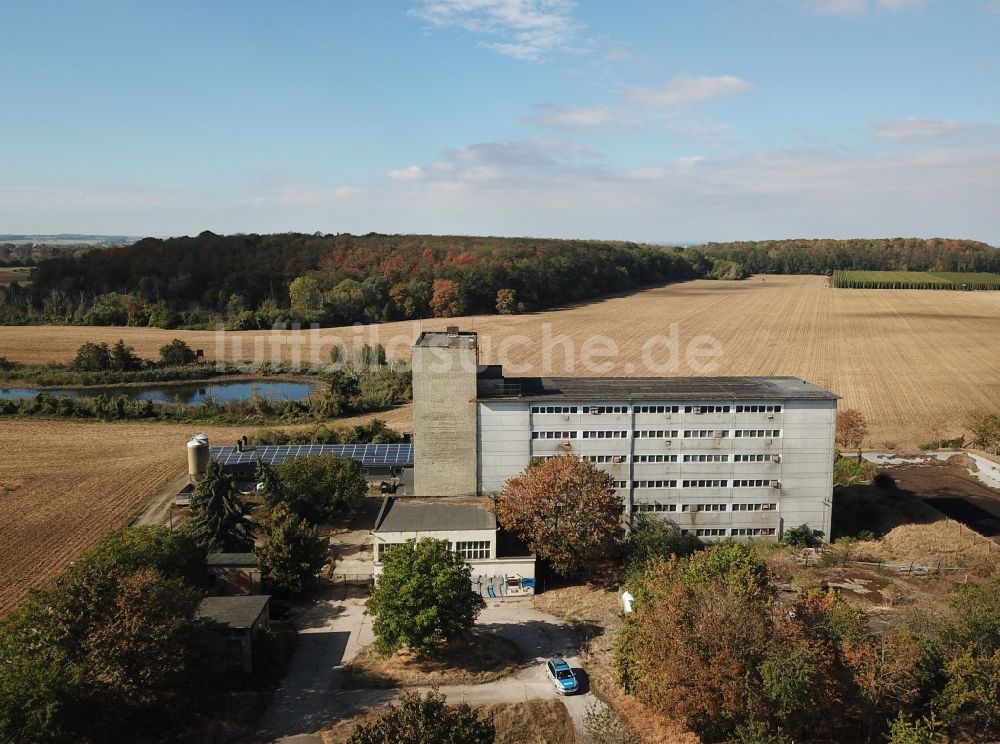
[321,700,574,744]
[532,587,699,744]
[341,631,521,688]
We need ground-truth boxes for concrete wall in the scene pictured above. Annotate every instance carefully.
[478,402,532,493]
[473,396,837,541]
[412,342,479,496]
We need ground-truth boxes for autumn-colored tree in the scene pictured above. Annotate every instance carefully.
[842,630,930,741]
[495,456,624,576]
[495,287,517,314]
[429,278,460,318]
[836,408,869,462]
[614,545,776,741]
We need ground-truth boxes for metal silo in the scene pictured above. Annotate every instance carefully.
[187,434,210,480]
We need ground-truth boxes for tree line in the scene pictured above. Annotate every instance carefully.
[0,232,702,327]
[702,237,1000,275]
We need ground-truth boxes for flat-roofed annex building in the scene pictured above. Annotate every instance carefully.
[372,497,535,597]
[412,329,839,541]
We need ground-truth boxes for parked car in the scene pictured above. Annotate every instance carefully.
[545,657,578,695]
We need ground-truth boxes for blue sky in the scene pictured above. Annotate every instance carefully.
[1,0,998,243]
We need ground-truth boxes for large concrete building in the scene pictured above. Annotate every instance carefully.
[412,329,838,540]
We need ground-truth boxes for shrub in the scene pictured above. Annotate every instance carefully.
[833,454,877,486]
[782,524,823,548]
[158,338,197,366]
[347,690,494,744]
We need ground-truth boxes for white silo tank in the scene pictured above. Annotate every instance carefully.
[187,434,210,480]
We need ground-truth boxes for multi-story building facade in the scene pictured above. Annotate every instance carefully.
[413,329,838,540]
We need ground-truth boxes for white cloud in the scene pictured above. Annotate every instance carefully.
[802,0,868,15]
[627,75,754,109]
[375,139,1000,243]
[800,0,927,14]
[409,0,581,60]
[388,165,425,180]
[872,118,1000,145]
[876,0,926,9]
[873,118,964,141]
[529,103,620,129]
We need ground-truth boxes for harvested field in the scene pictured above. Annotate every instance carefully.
[2,275,999,448]
[0,266,30,286]
[0,409,412,615]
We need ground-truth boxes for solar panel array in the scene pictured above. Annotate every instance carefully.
[210,443,413,468]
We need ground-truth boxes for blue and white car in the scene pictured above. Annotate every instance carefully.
[545,657,579,695]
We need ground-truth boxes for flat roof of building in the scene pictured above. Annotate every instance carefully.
[478,375,839,402]
[414,330,478,349]
[374,497,496,533]
[197,595,270,630]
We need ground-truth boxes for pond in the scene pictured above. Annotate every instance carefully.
[0,379,319,406]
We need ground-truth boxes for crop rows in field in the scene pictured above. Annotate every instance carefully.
[832,270,1000,290]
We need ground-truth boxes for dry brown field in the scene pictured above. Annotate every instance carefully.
[0,408,411,615]
[2,274,998,448]
[0,266,30,286]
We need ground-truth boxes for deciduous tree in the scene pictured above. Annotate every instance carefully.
[495,456,624,576]
[257,502,330,596]
[275,452,367,523]
[367,538,485,655]
[495,287,517,314]
[429,278,460,317]
[836,408,869,461]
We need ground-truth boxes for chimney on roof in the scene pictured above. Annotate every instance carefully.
[446,325,459,337]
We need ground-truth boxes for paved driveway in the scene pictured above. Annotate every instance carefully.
[255,598,597,743]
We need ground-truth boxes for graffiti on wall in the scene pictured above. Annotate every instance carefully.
[472,574,535,597]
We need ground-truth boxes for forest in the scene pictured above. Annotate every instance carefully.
[0,232,702,328]
[1,233,997,329]
[702,237,1000,275]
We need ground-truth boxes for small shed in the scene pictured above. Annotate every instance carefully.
[207,552,262,595]
[197,595,271,674]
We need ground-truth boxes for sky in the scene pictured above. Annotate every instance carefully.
[1,0,999,244]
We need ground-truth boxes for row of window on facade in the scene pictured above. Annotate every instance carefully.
[531,429,781,440]
[576,453,779,463]
[634,502,778,512]
[536,453,781,466]
[611,479,780,490]
[529,404,783,415]
[377,540,491,562]
[680,527,777,537]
